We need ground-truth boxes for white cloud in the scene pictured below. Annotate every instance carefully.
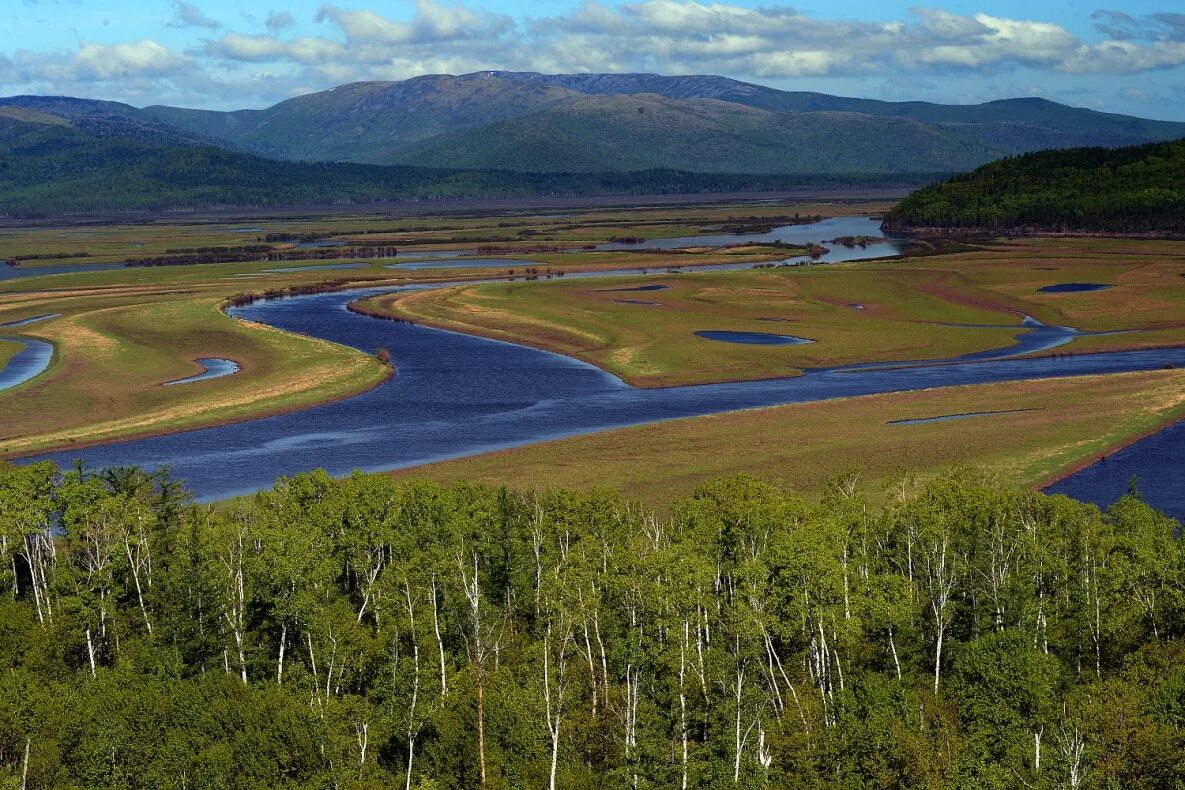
[12,39,191,82]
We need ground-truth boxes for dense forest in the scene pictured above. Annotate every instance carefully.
[883,138,1185,233]
[2,462,1183,788]
[0,116,935,217]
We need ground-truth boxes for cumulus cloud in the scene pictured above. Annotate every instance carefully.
[170,0,221,30]
[0,39,190,83]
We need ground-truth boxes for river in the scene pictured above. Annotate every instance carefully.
[11,217,1184,517]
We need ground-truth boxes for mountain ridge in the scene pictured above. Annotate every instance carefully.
[5,72,1182,174]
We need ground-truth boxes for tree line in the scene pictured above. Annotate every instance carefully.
[884,138,1185,233]
[1,462,1183,788]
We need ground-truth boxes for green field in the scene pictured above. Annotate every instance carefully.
[362,235,1185,386]
[392,369,1185,506]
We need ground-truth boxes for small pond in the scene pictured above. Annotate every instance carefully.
[1039,283,1112,293]
[695,331,814,345]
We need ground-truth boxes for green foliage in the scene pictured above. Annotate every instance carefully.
[0,462,1183,786]
[884,138,1185,233]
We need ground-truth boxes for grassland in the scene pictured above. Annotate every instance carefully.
[0,199,882,455]
[390,370,1185,507]
[361,236,1185,386]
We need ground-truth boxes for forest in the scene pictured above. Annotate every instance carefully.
[1,462,1183,788]
[883,138,1185,233]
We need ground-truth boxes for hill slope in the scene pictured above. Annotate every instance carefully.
[391,94,999,174]
[883,139,1185,233]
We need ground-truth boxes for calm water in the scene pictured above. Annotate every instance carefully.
[1046,422,1185,517]
[162,358,241,386]
[695,331,813,346]
[22,282,1185,504]
[1040,283,1112,293]
[595,216,906,264]
[0,262,125,281]
[0,337,53,392]
[1,313,60,327]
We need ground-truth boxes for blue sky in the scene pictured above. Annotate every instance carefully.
[6,0,1185,119]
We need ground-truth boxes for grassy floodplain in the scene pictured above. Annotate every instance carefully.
[361,235,1185,387]
[0,291,390,455]
[391,369,1185,507]
[0,199,875,455]
[6,199,1185,503]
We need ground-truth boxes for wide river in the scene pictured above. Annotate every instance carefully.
[16,217,1185,517]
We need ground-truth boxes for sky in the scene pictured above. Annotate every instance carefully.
[4,0,1185,119]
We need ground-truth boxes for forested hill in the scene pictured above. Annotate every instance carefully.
[884,138,1185,233]
[3,463,1185,787]
[0,113,931,217]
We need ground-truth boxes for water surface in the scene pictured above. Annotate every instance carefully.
[1,263,125,281]
[695,331,813,345]
[2,313,60,327]
[595,216,906,265]
[0,337,53,392]
[12,215,1183,518]
[1047,422,1185,519]
[163,358,241,386]
[1040,283,1112,293]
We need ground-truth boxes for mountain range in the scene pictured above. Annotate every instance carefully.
[6,71,1185,175]
[1,71,1184,215]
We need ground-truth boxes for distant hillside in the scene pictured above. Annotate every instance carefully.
[493,72,1185,147]
[0,113,930,217]
[883,139,1185,233]
[391,94,998,174]
[7,72,1183,174]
